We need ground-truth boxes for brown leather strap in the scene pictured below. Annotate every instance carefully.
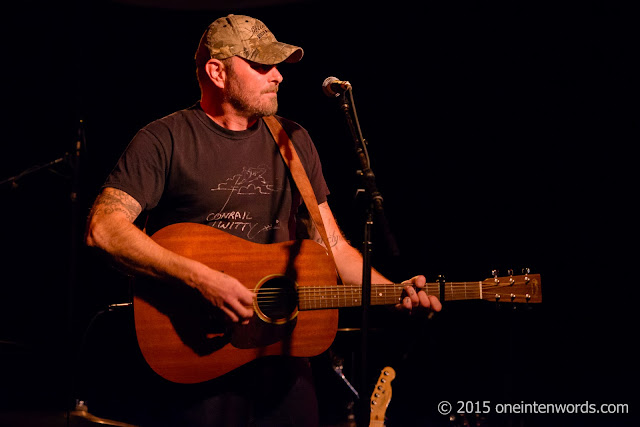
[262,116,338,271]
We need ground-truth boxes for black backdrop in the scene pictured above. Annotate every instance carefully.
[1,1,635,426]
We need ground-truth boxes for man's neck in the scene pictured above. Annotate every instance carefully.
[200,98,258,131]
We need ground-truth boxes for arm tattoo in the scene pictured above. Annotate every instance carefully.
[313,203,343,248]
[326,230,340,247]
[313,228,340,248]
[91,188,141,223]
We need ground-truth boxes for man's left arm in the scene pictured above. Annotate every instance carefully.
[316,201,442,313]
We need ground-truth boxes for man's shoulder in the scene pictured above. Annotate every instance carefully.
[273,115,304,132]
[135,104,206,142]
[271,115,313,145]
[146,104,200,128]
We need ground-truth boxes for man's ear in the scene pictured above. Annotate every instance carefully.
[204,59,226,89]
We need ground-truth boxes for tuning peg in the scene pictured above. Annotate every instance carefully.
[508,269,515,285]
[492,270,499,284]
[522,267,531,284]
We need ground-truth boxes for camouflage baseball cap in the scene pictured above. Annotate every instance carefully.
[195,14,303,66]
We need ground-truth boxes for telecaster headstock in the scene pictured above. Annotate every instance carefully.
[370,366,396,426]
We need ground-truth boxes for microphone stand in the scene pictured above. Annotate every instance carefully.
[1,119,86,425]
[336,88,385,426]
[0,156,67,188]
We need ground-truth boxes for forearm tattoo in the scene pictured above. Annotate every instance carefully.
[90,188,141,223]
[313,229,340,248]
[313,203,342,248]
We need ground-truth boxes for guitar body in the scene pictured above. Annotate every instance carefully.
[133,222,339,384]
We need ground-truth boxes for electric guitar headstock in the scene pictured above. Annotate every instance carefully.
[370,366,396,427]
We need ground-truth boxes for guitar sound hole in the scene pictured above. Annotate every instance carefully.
[256,276,298,323]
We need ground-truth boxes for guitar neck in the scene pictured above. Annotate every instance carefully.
[297,282,480,310]
[298,273,541,310]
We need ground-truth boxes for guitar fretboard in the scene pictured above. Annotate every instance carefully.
[297,282,483,310]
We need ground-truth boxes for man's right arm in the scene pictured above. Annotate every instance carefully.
[85,187,255,323]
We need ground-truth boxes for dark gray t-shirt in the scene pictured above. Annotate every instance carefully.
[104,103,329,242]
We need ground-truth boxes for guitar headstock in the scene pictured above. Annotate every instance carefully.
[481,269,542,303]
[370,366,396,425]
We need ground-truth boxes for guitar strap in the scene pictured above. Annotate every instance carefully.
[262,115,339,275]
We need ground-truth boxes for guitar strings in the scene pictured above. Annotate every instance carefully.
[257,282,488,291]
[256,284,493,296]
[253,285,485,305]
[252,282,526,306]
[256,285,487,296]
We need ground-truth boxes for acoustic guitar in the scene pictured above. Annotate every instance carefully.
[133,222,542,384]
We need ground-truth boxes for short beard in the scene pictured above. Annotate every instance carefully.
[224,61,278,119]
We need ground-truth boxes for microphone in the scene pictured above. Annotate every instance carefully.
[322,76,352,97]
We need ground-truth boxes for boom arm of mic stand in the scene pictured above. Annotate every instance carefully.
[337,89,379,426]
[0,156,67,189]
[339,92,384,215]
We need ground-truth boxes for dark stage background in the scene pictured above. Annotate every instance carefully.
[1,1,635,426]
